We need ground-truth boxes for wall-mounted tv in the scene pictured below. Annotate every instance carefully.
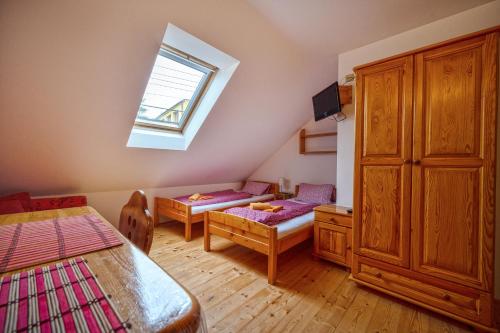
[312,81,341,121]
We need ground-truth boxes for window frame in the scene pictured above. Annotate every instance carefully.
[134,45,217,132]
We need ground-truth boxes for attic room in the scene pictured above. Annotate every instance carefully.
[1,0,499,332]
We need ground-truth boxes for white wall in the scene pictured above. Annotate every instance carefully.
[250,117,337,193]
[336,0,500,297]
[336,0,500,206]
[249,55,338,193]
[37,182,241,227]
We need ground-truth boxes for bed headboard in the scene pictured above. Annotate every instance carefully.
[294,184,336,203]
[243,180,279,195]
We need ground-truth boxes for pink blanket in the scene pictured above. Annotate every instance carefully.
[175,189,253,206]
[0,214,123,273]
[224,200,318,226]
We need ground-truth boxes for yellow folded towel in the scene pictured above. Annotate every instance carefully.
[264,205,283,213]
[188,193,202,201]
[188,193,214,201]
[250,202,273,210]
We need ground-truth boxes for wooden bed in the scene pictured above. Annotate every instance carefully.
[154,180,278,241]
[204,185,336,284]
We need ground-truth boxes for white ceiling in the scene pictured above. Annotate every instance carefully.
[0,0,493,196]
[0,0,337,195]
[247,0,493,57]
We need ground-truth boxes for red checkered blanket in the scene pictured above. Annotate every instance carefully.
[0,257,129,332]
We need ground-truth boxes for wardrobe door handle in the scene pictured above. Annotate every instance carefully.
[403,159,411,164]
[413,160,421,165]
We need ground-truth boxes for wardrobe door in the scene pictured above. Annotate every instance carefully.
[412,33,497,291]
[353,56,413,267]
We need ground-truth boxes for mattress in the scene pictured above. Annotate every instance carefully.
[273,199,332,239]
[276,211,314,239]
[191,193,275,214]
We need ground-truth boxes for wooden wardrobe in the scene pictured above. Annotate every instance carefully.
[352,27,498,331]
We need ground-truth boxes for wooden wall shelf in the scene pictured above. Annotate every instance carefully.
[299,129,337,155]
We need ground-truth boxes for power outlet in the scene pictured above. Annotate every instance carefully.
[344,73,355,83]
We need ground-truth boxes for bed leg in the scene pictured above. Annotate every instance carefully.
[268,229,278,285]
[204,212,211,252]
[185,219,192,242]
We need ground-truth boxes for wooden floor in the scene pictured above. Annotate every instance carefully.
[150,222,475,333]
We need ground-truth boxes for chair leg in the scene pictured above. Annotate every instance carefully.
[204,212,211,252]
[153,198,159,226]
[185,219,192,241]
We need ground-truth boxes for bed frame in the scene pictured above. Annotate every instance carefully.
[154,181,278,241]
[204,185,336,284]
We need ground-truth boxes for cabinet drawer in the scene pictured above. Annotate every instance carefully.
[352,258,492,326]
[314,222,352,267]
[314,211,352,227]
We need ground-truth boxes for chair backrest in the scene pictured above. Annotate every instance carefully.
[118,190,154,254]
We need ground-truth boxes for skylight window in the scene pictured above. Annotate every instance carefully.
[127,23,239,150]
[135,46,216,131]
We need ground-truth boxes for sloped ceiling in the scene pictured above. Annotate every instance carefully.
[0,0,492,195]
[247,0,493,58]
[0,0,337,195]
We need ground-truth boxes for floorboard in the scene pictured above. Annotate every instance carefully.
[150,222,473,333]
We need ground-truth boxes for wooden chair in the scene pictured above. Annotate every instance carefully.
[119,190,154,254]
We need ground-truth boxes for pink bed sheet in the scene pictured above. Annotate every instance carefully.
[174,189,253,206]
[224,200,318,226]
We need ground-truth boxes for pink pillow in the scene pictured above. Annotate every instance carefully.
[241,181,270,196]
[0,200,25,215]
[296,183,334,204]
[30,195,88,211]
[0,192,31,211]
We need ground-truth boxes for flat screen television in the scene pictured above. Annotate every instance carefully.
[312,81,341,121]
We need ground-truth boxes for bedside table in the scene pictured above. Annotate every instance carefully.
[275,192,294,200]
[313,205,353,270]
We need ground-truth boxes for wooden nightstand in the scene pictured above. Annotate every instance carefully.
[313,205,353,270]
[275,192,294,200]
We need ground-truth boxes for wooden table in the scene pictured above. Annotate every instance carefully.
[0,206,206,333]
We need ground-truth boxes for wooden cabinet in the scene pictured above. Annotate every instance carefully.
[313,205,352,268]
[354,55,413,268]
[411,35,497,292]
[352,29,498,331]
